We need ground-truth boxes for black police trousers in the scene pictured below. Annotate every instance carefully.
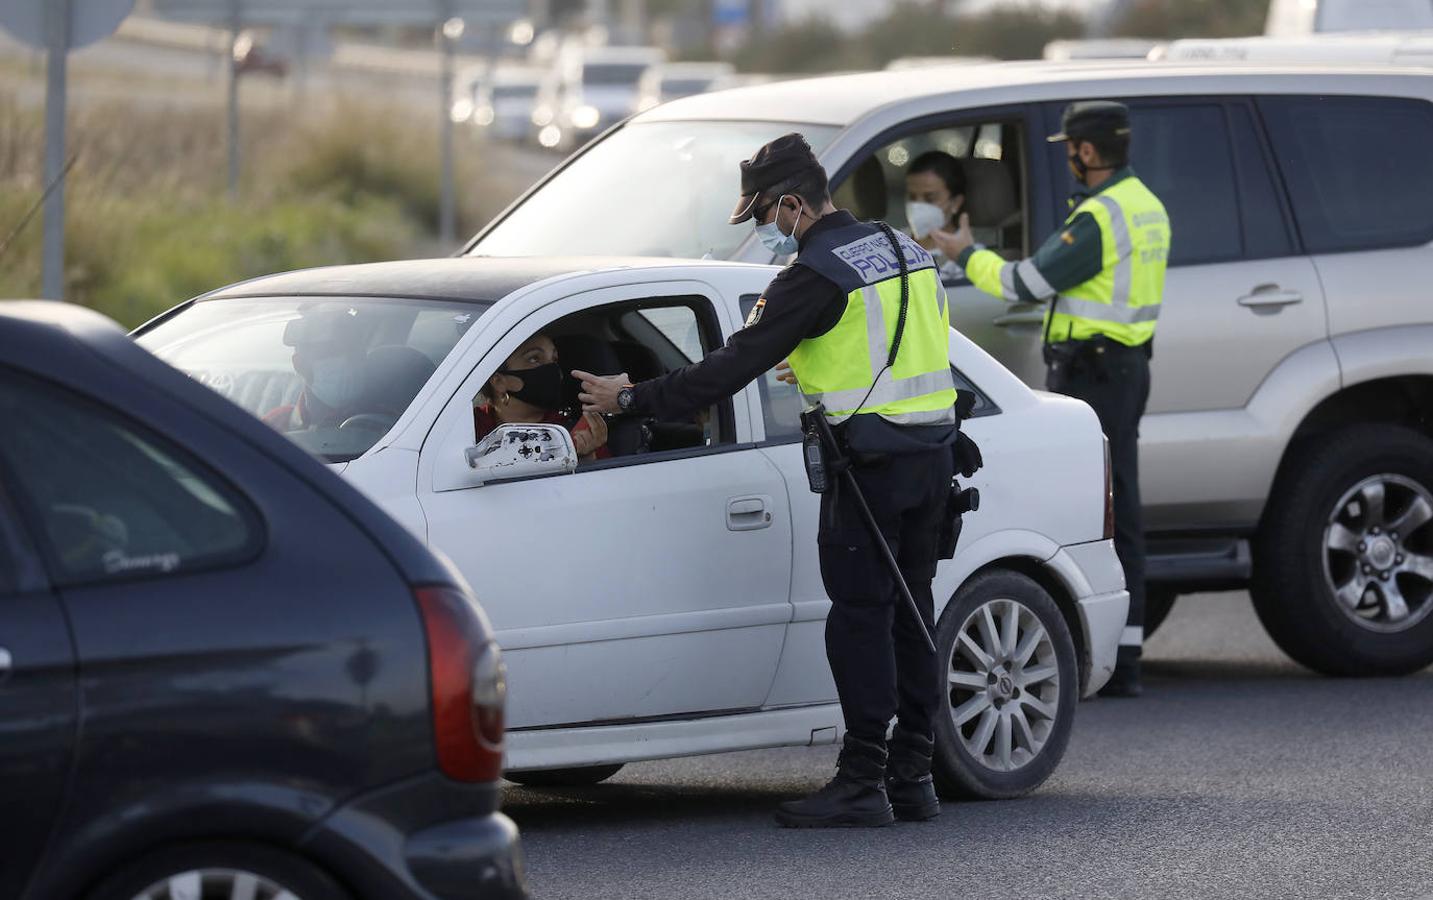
[818,446,954,744]
[1046,338,1151,662]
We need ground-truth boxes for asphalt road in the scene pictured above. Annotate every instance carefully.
[504,590,1433,900]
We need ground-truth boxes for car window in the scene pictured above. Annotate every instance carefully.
[1257,95,1433,254]
[138,297,486,463]
[1126,103,1242,266]
[468,120,839,260]
[1229,103,1295,260]
[0,371,259,587]
[737,295,996,442]
[832,117,1029,281]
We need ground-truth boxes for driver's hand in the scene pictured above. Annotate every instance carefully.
[930,212,974,258]
[775,360,798,385]
[574,412,608,457]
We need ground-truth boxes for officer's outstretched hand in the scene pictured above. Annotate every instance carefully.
[774,360,798,386]
[573,370,630,414]
[930,212,974,258]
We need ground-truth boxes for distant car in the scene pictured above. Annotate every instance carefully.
[137,256,1127,801]
[538,45,665,150]
[475,68,544,142]
[464,62,1433,677]
[0,302,526,900]
[636,62,736,112]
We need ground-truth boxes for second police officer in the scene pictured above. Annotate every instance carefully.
[576,133,970,827]
[932,100,1171,697]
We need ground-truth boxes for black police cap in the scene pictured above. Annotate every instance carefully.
[1046,100,1132,143]
[729,132,824,224]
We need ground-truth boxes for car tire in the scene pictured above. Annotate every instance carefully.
[1253,424,1433,676]
[86,841,352,900]
[1143,586,1177,639]
[505,764,624,787]
[932,569,1079,800]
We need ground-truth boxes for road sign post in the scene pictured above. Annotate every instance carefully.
[0,0,136,300]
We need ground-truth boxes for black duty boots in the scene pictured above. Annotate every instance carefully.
[884,727,940,821]
[774,734,894,828]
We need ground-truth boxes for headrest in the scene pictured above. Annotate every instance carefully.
[833,154,888,221]
[364,345,436,415]
[961,158,1019,229]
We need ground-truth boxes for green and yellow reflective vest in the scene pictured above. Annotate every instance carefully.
[787,221,957,425]
[965,172,1170,347]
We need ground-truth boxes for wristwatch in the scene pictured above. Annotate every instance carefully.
[616,385,636,413]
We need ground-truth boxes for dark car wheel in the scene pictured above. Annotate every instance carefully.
[1143,586,1177,639]
[87,842,352,900]
[505,764,624,787]
[932,569,1079,800]
[1253,425,1433,676]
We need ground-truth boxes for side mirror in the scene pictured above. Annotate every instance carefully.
[464,423,578,485]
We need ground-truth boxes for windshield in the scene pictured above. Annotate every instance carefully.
[137,297,488,463]
[582,63,649,86]
[469,120,839,259]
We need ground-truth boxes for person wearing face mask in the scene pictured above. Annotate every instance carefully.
[264,307,371,433]
[474,332,609,462]
[574,132,968,828]
[931,100,1171,698]
[904,151,968,280]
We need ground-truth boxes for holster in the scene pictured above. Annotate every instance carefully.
[937,424,983,560]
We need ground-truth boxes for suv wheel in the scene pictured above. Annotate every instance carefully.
[1254,424,1433,675]
[932,570,1078,800]
[505,764,624,787]
[88,842,351,900]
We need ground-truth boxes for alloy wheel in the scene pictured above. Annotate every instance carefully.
[1323,474,1433,633]
[130,869,302,900]
[946,597,1060,772]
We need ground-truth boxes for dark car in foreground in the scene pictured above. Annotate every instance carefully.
[0,301,526,900]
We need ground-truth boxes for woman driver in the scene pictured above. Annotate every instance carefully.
[474,332,610,462]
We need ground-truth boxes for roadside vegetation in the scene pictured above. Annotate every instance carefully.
[0,87,507,328]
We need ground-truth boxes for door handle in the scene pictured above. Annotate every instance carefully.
[1237,285,1303,309]
[727,496,773,532]
[993,304,1046,327]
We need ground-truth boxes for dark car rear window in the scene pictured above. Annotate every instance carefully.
[0,369,261,587]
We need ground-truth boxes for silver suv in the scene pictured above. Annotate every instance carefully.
[465,62,1433,676]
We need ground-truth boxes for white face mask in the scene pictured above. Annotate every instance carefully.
[905,201,948,240]
[309,355,366,410]
[755,195,801,255]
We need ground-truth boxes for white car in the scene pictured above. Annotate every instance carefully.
[135,256,1126,799]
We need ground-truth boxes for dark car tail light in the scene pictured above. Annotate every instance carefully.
[415,585,506,783]
[1102,436,1115,541]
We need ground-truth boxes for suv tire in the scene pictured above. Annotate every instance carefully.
[505,764,624,787]
[87,841,352,900]
[1253,424,1433,676]
[932,570,1078,800]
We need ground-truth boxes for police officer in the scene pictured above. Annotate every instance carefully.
[932,101,1170,697]
[576,133,962,827]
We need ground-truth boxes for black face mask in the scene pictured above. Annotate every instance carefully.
[498,361,572,412]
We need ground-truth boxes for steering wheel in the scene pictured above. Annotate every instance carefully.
[338,413,397,433]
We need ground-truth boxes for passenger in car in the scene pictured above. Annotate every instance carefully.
[474,332,610,462]
[262,306,372,432]
[905,151,968,281]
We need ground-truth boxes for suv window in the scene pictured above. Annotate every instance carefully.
[1126,103,1242,266]
[832,116,1029,280]
[0,371,259,586]
[1257,95,1433,254]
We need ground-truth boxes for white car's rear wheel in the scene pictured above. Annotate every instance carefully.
[932,570,1078,800]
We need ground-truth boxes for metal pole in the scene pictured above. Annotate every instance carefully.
[439,16,457,247]
[227,0,241,197]
[41,0,71,300]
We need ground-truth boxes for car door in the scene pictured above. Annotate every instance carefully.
[416,276,794,729]
[0,472,76,900]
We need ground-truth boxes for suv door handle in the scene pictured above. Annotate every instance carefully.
[727,495,773,532]
[1238,285,1303,309]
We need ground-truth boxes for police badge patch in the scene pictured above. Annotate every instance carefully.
[744,296,767,327]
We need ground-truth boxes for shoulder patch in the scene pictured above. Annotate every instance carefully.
[1060,230,1076,245]
[744,296,767,328]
